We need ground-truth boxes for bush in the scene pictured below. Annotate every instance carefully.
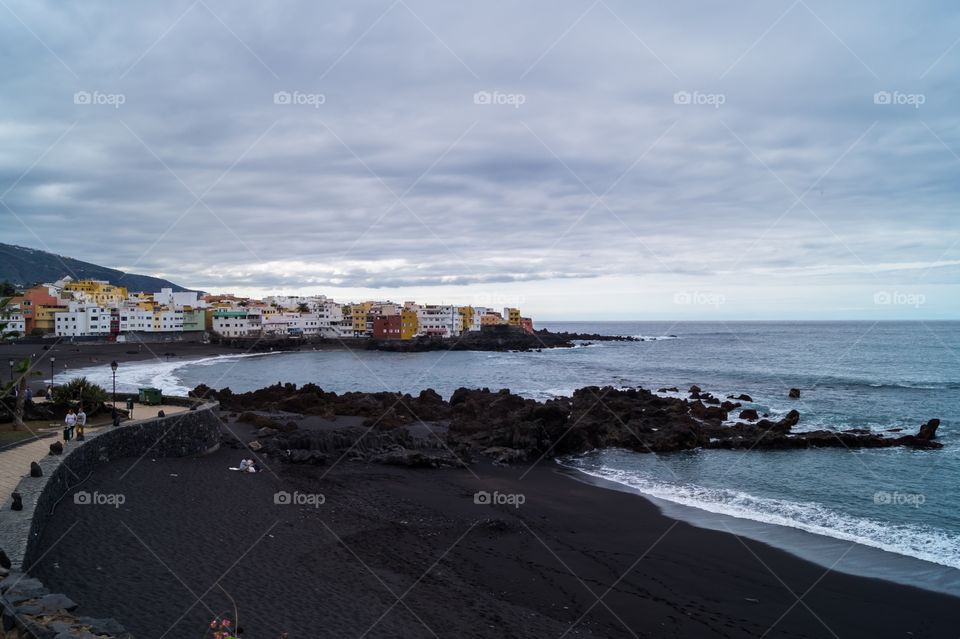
[51,377,109,408]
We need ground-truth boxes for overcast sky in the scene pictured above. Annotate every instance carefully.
[2,0,958,319]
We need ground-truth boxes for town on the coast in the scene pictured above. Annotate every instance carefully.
[0,277,534,342]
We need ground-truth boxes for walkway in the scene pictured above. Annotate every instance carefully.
[0,404,188,500]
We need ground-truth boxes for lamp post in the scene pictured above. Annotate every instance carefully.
[50,356,55,386]
[110,360,118,422]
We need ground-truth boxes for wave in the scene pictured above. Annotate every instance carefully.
[563,461,960,571]
[65,352,283,397]
[632,335,679,341]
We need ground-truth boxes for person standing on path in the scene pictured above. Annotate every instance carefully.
[64,409,77,441]
[76,406,87,440]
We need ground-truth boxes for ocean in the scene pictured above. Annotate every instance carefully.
[69,321,960,594]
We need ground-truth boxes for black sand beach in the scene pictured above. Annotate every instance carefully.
[31,433,959,638]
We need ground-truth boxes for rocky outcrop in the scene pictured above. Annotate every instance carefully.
[789,388,801,399]
[0,573,131,638]
[917,418,940,441]
[206,384,945,467]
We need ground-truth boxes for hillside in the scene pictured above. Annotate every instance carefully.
[0,243,196,293]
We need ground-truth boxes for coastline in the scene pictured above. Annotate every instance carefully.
[560,464,960,598]
[30,439,960,638]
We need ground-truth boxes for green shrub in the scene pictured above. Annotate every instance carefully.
[51,377,109,408]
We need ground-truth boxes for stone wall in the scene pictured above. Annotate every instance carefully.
[0,400,220,638]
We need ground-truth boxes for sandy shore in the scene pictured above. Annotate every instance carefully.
[29,419,958,638]
[1,341,238,391]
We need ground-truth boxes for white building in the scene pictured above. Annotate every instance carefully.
[262,312,323,336]
[211,310,262,338]
[417,305,461,338]
[2,313,25,337]
[153,287,203,309]
[55,304,114,337]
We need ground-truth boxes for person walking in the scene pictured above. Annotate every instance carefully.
[76,405,87,441]
[64,409,77,441]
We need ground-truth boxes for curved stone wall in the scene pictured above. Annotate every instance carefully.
[0,400,221,638]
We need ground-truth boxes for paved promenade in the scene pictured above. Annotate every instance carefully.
[0,404,188,501]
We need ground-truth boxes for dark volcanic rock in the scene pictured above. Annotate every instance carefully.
[197,383,944,465]
[789,388,801,399]
[371,448,465,468]
[917,419,940,441]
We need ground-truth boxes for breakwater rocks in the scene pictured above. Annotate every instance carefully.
[0,573,132,638]
[368,327,641,352]
[198,383,943,468]
[214,326,641,354]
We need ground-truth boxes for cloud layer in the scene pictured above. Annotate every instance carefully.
[2,0,958,318]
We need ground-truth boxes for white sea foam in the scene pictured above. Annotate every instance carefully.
[565,462,960,570]
[632,335,679,341]
[66,352,281,397]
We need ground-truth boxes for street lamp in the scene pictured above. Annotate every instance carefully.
[50,356,55,386]
[110,360,118,422]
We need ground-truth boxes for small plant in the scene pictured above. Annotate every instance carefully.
[208,617,238,639]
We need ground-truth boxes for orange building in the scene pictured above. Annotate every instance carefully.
[9,286,64,334]
[480,311,503,326]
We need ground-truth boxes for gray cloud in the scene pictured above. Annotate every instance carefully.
[1,0,958,317]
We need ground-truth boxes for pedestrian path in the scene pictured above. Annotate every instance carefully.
[0,404,188,501]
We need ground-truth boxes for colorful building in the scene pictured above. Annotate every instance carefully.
[63,279,128,306]
[8,285,65,334]
[400,308,419,340]
[372,315,402,340]
[480,311,503,326]
[504,307,522,327]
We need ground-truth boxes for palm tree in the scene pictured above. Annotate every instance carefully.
[10,357,37,431]
[296,302,310,313]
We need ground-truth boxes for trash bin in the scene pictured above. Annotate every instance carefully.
[126,397,135,419]
[63,425,73,441]
[138,387,163,406]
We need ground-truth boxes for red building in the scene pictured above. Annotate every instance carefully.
[372,314,402,340]
[520,317,534,334]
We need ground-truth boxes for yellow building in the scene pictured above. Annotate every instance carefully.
[63,280,128,306]
[350,302,374,336]
[400,308,419,340]
[33,304,69,333]
[504,307,522,327]
[458,306,475,333]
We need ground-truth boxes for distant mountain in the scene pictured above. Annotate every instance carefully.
[0,243,197,293]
